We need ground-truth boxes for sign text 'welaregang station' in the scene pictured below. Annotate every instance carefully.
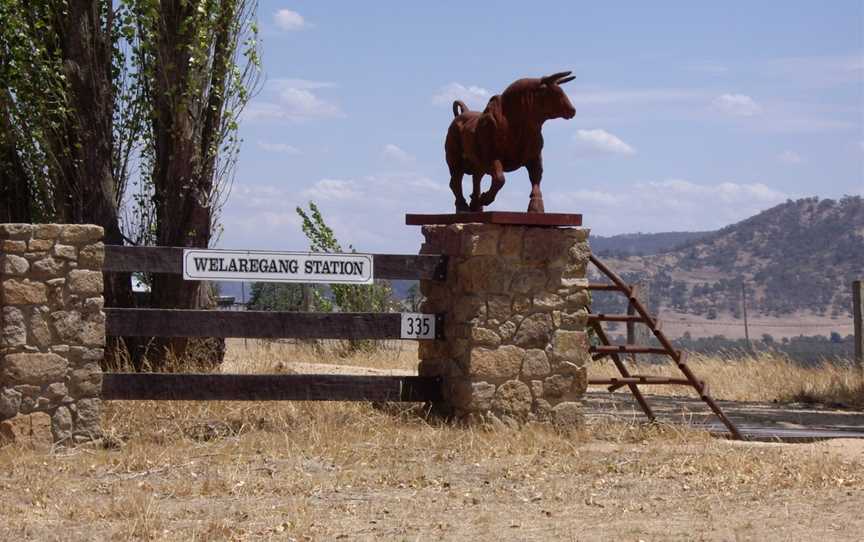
[182,249,374,284]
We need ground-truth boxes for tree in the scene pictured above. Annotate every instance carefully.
[1,0,261,368]
[248,282,305,312]
[296,202,395,353]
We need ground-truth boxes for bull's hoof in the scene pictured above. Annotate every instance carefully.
[455,199,471,213]
[468,197,483,212]
[527,196,545,213]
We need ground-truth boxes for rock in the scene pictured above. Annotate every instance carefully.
[452,295,485,322]
[52,244,77,260]
[529,380,544,401]
[45,382,68,399]
[463,226,499,256]
[533,293,564,311]
[58,225,103,244]
[511,269,547,294]
[543,374,574,398]
[498,320,517,341]
[521,349,551,378]
[0,224,32,239]
[562,228,590,243]
[0,388,22,418]
[1,254,29,275]
[486,295,511,321]
[492,380,532,416]
[1,306,27,348]
[31,308,53,348]
[78,243,104,269]
[0,420,16,444]
[72,398,102,438]
[565,290,591,310]
[552,401,582,428]
[524,228,568,264]
[471,327,501,348]
[551,330,589,363]
[28,238,54,251]
[512,295,531,313]
[1,240,27,253]
[2,279,47,304]
[558,309,588,330]
[67,270,102,295]
[457,257,514,294]
[1,352,68,385]
[470,381,496,410]
[33,224,61,239]
[31,256,64,277]
[83,297,104,313]
[513,313,552,349]
[469,345,525,380]
[498,226,524,257]
[51,406,73,442]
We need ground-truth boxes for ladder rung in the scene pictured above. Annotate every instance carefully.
[587,283,625,291]
[589,376,691,386]
[588,313,650,323]
[589,345,674,355]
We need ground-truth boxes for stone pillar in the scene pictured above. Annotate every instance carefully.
[0,224,105,443]
[418,223,591,427]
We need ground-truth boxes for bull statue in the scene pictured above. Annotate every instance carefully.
[445,71,576,213]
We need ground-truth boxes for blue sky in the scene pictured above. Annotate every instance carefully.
[221,1,864,253]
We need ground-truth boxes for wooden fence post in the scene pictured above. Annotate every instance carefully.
[854,280,863,367]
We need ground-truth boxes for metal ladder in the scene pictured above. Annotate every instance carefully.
[586,255,744,440]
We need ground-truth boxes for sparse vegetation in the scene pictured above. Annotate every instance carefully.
[1,340,862,540]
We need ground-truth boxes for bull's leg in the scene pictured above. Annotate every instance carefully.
[449,171,470,213]
[478,160,505,207]
[526,156,545,213]
[468,173,484,212]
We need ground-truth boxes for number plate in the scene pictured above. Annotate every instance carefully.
[400,313,436,340]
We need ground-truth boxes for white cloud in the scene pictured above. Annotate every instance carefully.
[382,144,414,163]
[778,150,803,164]
[712,93,762,117]
[555,179,788,235]
[246,79,342,122]
[257,141,301,155]
[573,129,636,155]
[432,82,491,110]
[301,179,361,201]
[274,9,306,31]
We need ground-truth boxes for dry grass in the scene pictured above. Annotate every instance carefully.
[588,351,864,407]
[1,342,863,540]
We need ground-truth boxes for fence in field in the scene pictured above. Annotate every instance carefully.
[100,245,447,403]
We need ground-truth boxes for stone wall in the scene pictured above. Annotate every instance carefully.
[0,224,104,443]
[418,223,591,427]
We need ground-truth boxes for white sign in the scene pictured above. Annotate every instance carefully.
[183,249,374,285]
[401,313,436,340]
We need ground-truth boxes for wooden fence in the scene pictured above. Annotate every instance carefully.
[101,245,447,402]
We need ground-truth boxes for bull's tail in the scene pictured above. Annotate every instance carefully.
[452,100,468,117]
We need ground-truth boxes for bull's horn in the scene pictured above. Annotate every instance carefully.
[540,71,572,85]
[556,75,575,85]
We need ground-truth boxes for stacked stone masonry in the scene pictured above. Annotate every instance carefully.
[418,223,591,428]
[0,224,104,443]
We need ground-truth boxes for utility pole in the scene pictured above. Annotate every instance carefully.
[742,283,752,354]
[854,280,863,368]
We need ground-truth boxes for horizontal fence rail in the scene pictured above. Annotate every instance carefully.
[105,308,444,340]
[103,245,447,281]
[102,373,442,402]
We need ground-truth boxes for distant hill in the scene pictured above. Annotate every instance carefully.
[591,231,711,256]
[591,196,864,337]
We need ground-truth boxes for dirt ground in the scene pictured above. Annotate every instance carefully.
[1,341,862,541]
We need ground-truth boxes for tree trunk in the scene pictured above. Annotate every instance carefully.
[0,90,32,223]
[56,0,138,366]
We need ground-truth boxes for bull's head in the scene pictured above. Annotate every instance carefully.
[536,71,577,120]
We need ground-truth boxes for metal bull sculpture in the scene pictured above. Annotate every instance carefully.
[445,71,576,213]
